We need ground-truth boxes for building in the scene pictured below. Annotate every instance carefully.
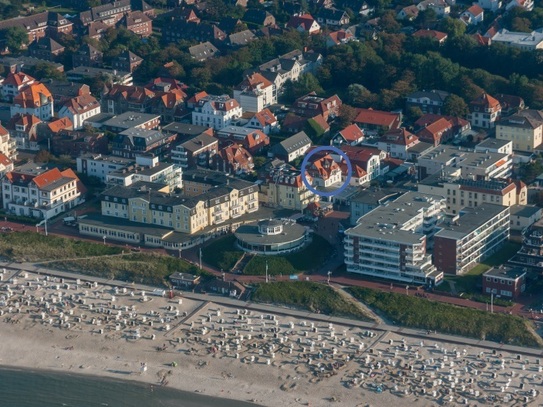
[417,0,451,16]
[0,72,36,102]
[0,124,17,162]
[433,204,510,275]
[58,94,101,129]
[119,10,153,37]
[306,153,343,189]
[340,145,385,180]
[326,29,355,47]
[330,124,365,146]
[270,131,312,162]
[43,79,91,112]
[214,143,254,174]
[111,128,175,158]
[344,192,445,286]
[291,92,342,121]
[77,154,134,182]
[51,130,108,157]
[316,8,350,26]
[216,126,270,154]
[188,42,220,61]
[354,108,402,134]
[460,4,484,25]
[111,50,144,73]
[28,37,65,62]
[496,110,543,152]
[101,84,155,114]
[244,109,279,134]
[509,220,543,271]
[226,30,257,48]
[106,155,182,191]
[103,112,160,132]
[475,138,513,156]
[171,133,219,169]
[2,165,84,219]
[349,189,403,225]
[192,95,242,130]
[418,174,527,214]
[406,90,450,114]
[412,29,448,44]
[235,219,308,254]
[286,13,321,34]
[0,11,73,44]
[416,118,453,146]
[6,114,42,151]
[468,93,501,129]
[510,204,541,232]
[233,73,276,113]
[264,163,318,211]
[482,266,526,299]
[71,43,103,68]
[377,128,419,159]
[169,272,200,288]
[10,83,54,121]
[78,0,134,26]
[416,145,512,181]
[161,21,226,45]
[477,0,502,11]
[242,9,276,27]
[65,66,132,86]
[490,29,543,51]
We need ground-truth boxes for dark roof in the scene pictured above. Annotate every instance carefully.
[28,37,65,53]
[273,131,312,154]
[407,89,449,103]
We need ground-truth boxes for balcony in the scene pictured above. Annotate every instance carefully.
[247,205,258,213]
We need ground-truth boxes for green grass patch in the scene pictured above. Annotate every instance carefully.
[348,287,542,348]
[252,281,372,321]
[201,235,244,271]
[466,242,521,276]
[45,253,210,287]
[0,231,122,262]
[243,234,333,275]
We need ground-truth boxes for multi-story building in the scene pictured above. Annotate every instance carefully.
[58,94,101,129]
[78,0,133,26]
[214,143,254,174]
[171,133,219,169]
[28,37,65,62]
[468,93,502,129]
[291,92,342,121]
[270,131,312,162]
[2,165,84,219]
[490,29,543,51]
[118,11,153,37]
[0,72,36,102]
[101,84,155,114]
[495,110,543,152]
[0,124,17,162]
[233,73,276,113]
[509,219,543,271]
[306,153,342,188]
[192,95,243,130]
[10,83,54,121]
[482,266,526,299]
[216,126,269,154]
[340,145,385,181]
[111,50,144,73]
[103,112,160,132]
[106,155,182,191]
[344,192,446,286]
[71,43,103,68]
[264,162,318,210]
[417,145,512,181]
[6,114,42,151]
[418,173,527,215]
[51,130,108,158]
[377,128,419,159]
[349,189,404,225]
[474,138,513,156]
[353,108,402,134]
[330,124,365,146]
[77,154,134,182]
[0,11,72,44]
[406,90,449,114]
[111,128,175,159]
[433,204,510,275]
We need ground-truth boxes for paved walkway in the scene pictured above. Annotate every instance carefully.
[2,260,543,357]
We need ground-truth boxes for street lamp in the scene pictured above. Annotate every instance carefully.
[327,271,331,285]
[178,246,182,259]
[265,260,269,283]
[406,285,409,296]
[103,235,107,245]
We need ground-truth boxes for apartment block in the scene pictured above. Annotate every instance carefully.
[433,204,510,275]
[344,192,446,286]
[264,163,318,211]
[77,154,134,182]
[495,110,543,152]
[192,95,242,130]
[482,266,526,298]
[171,133,219,169]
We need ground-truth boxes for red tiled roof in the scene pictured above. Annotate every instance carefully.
[48,117,73,133]
[32,167,63,189]
[381,128,418,146]
[0,152,12,167]
[412,29,448,42]
[354,108,401,128]
[338,124,364,142]
[466,4,484,16]
[252,108,277,126]
[287,13,318,32]
[471,93,501,110]
[308,154,340,180]
[0,124,8,136]
[13,83,53,108]
[2,72,35,87]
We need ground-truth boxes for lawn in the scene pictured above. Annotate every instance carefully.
[252,281,372,321]
[243,234,333,275]
[348,287,542,348]
[465,241,521,276]
[46,253,208,287]
[0,231,123,262]
[201,235,244,271]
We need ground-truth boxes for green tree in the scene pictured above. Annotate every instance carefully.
[442,94,469,117]
[335,103,358,129]
[1,26,28,53]
[28,63,66,81]
[438,17,466,38]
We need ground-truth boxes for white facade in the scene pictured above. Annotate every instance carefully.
[76,154,134,182]
[477,0,502,11]
[10,99,53,121]
[58,99,101,130]
[192,96,243,130]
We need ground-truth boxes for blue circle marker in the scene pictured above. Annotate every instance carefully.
[300,146,352,197]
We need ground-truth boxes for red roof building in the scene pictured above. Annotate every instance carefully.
[412,29,448,44]
[354,108,401,133]
[286,14,321,34]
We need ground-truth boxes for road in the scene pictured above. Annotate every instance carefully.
[2,260,543,358]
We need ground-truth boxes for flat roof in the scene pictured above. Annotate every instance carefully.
[434,204,508,240]
[79,213,173,237]
[510,204,541,218]
[484,265,526,280]
[235,220,306,245]
[104,112,160,129]
[476,138,511,149]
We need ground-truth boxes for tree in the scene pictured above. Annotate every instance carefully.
[438,17,466,39]
[35,150,52,163]
[1,26,28,53]
[28,63,66,81]
[442,94,469,117]
[253,156,267,169]
[347,84,374,107]
[335,104,358,129]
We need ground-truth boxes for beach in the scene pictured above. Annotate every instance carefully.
[1,269,543,407]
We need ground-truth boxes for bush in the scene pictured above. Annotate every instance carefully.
[348,287,542,348]
[252,281,372,321]
[201,235,244,270]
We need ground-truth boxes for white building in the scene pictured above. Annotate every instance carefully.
[2,165,84,219]
[58,94,101,129]
[10,83,54,121]
[490,29,543,51]
[76,153,135,182]
[106,155,182,190]
[0,72,36,102]
[192,95,243,130]
[233,73,276,113]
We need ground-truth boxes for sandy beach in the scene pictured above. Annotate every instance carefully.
[1,269,543,407]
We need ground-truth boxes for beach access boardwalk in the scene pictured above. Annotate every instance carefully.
[2,260,542,359]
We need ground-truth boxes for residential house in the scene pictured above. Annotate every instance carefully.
[330,124,365,146]
[344,192,445,285]
[264,163,317,210]
[340,145,384,180]
[151,89,186,124]
[306,153,343,188]
[233,73,276,113]
[291,92,342,121]
[433,204,510,275]
[468,93,501,128]
[43,80,91,113]
[460,5,484,25]
[354,108,402,134]
[0,72,36,102]
[76,153,134,182]
[496,110,543,152]
[169,272,200,289]
[217,17,243,35]
[0,11,72,44]
[243,9,276,27]
[475,138,513,156]
[0,124,16,161]
[505,0,534,11]
[112,127,174,158]
[412,29,448,44]
[39,117,73,141]
[418,174,526,215]
[477,0,502,11]
[509,204,541,232]
[495,94,525,116]
[188,42,220,61]
[414,114,471,137]
[416,117,453,146]
[171,133,219,169]
[71,44,103,68]
[192,95,242,130]
[101,85,155,114]
[489,29,543,51]
[2,165,84,219]
[509,219,543,271]
[65,66,133,86]
[417,0,450,16]
[270,131,312,162]
[28,37,65,62]
[482,266,526,299]
[0,153,14,177]
[214,143,254,174]
[10,83,54,121]
[118,11,153,37]
[162,122,212,141]
[286,14,321,35]
[316,8,350,27]
[85,21,110,40]
[226,30,257,48]
[216,126,270,154]
[397,5,420,20]
[51,130,108,157]
[58,94,102,130]
[162,21,226,45]
[103,112,160,132]
[377,128,420,159]
[326,29,355,47]
[111,50,143,73]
